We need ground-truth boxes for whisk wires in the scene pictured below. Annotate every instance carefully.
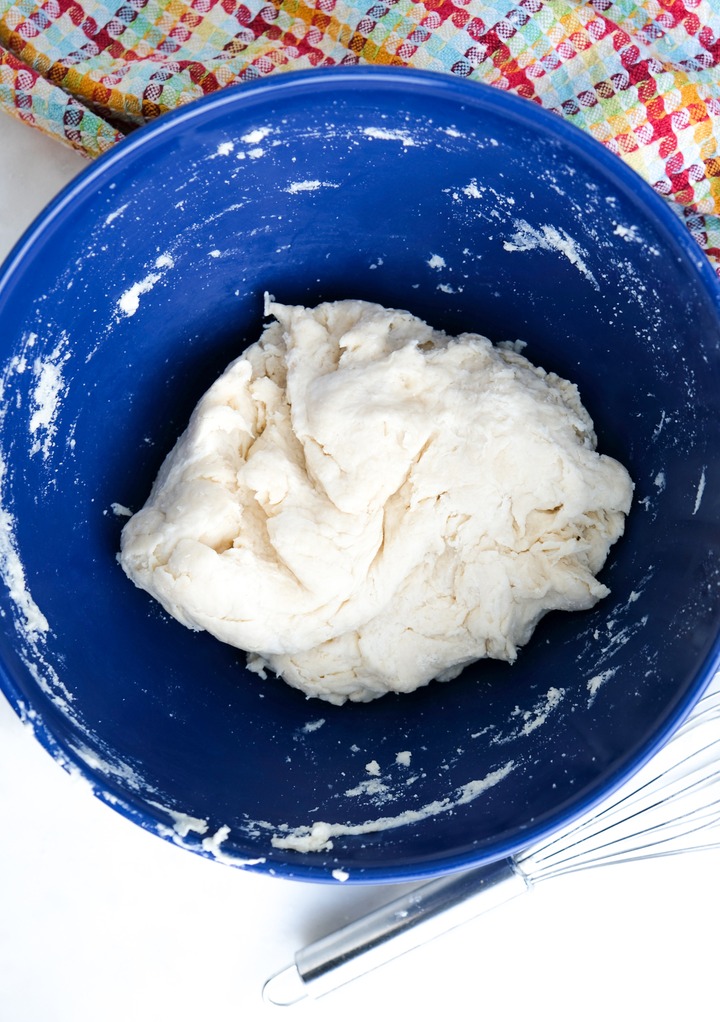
[517,688,720,883]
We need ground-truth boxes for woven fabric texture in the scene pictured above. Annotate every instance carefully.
[1,0,720,269]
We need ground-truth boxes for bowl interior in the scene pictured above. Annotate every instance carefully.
[1,69,720,882]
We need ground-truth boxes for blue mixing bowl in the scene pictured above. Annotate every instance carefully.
[1,68,720,883]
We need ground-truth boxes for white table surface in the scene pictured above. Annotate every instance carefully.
[1,111,720,1022]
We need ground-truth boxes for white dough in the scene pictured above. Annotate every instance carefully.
[119,298,633,704]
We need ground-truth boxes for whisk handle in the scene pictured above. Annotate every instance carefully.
[263,857,529,1005]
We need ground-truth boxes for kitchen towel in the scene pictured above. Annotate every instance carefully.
[1,0,720,270]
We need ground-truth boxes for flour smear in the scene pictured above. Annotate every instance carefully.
[503,220,599,290]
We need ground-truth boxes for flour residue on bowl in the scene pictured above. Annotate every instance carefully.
[575,574,653,686]
[613,222,641,243]
[153,803,209,837]
[445,178,517,219]
[206,127,279,163]
[693,467,707,515]
[104,202,129,226]
[0,346,77,714]
[586,667,618,707]
[487,686,566,745]
[284,180,339,194]
[0,342,66,702]
[362,126,419,147]
[0,329,71,462]
[301,717,325,734]
[0,495,73,713]
[0,336,159,780]
[267,761,515,853]
[69,739,157,794]
[591,613,650,670]
[242,126,272,146]
[28,334,71,460]
[344,773,392,803]
[511,686,565,737]
[0,456,49,640]
[150,801,267,867]
[503,220,599,290]
[116,253,175,319]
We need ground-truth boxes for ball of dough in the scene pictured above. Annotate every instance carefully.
[119,298,633,704]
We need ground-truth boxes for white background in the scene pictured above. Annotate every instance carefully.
[1,112,720,1022]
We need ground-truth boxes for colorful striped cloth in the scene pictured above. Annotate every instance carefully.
[2,1,720,270]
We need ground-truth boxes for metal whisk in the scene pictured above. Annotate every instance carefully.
[264,684,720,1006]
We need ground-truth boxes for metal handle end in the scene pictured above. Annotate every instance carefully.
[263,964,308,1007]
